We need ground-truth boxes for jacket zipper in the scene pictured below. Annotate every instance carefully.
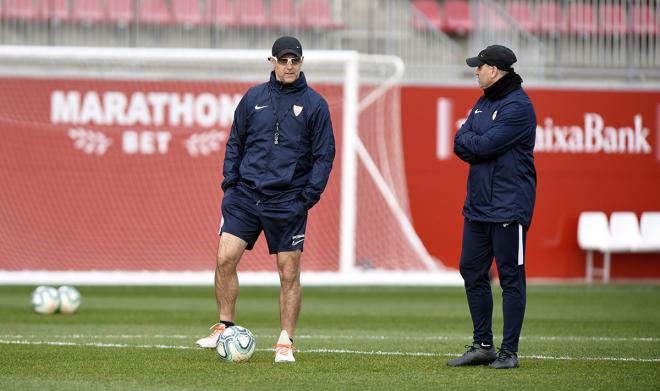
[274,122,279,145]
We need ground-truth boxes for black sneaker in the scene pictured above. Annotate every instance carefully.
[489,348,519,369]
[447,342,497,367]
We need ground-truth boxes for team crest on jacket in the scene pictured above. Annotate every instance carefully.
[293,105,303,117]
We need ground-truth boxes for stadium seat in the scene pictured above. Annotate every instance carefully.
[578,212,612,252]
[578,211,660,282]
[441,0,472,35]
[537,1,568,35]
[505,1,537,33]
[107,0,133,27]
[475,2,506,32]
[3,0,43,21]
[299,0,342,29]
[609,212,641,250]
[71,0,107,24]
[46,0,71,23]
[577,211,619,283]
[206,0,238,27]
[411,0,443,31]
[172,0,203,28]
[138,0,173,25]
[639,212,660,251]
[598,4,627,35]
[235,0,268,28]
[568,2,597,35]
[631,4,658,36]
[270,0,300,29]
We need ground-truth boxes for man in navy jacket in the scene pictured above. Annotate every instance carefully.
[449,45,537,369]
[195,36,335,363]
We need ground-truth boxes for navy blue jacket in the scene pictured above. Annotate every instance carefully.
[453,87,537,227]
[222,71,335,210]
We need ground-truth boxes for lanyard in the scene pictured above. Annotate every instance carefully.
[268,89,287,145]
[267,87,306,145]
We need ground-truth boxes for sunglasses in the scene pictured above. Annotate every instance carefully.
[271,56,303,66]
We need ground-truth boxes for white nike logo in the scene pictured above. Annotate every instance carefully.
[475,109,483,114]
[254,104,268,110]
[503,223,510,227]
[292,239,304,246]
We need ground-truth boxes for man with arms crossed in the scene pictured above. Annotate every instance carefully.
[449,45,537,369]
[196,36,335,363]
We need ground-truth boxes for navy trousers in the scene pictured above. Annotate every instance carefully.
[459,219,527,352]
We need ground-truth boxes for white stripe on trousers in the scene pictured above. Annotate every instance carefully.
[518,224,524,266]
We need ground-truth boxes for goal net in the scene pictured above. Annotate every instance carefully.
[0,46,458,285]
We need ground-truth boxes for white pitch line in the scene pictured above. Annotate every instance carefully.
[1,334,658,342]
[305,348,660,363]
[0,334,208,341]
[0,339,196,350]
[1,339,659,363]
[522,336,660,342]
[293,335,660,343]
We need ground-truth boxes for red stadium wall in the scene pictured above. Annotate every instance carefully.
[0,78,343,272]
[401,86,660,279]
[1,76,659,280]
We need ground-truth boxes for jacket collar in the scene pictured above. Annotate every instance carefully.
[269,71,307,94]
[483,71,523,101]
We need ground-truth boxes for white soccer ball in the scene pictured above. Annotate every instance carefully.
[216,326,256,362]
[58,286,82,314]
[31,286,60,315]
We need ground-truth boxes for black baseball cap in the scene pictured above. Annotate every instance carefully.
[272,36,303,58]
[466,45,517,70]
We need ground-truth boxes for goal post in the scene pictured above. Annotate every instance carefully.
[0,45,460,286]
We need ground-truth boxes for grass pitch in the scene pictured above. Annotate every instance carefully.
[1,284,659,390]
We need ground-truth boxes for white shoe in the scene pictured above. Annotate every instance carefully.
[274,330,295,362]
[195,323,226,348]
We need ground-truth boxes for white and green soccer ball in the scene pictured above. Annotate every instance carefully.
[57,286,81,314]
[216,326,256,362]
[31,286,60,315]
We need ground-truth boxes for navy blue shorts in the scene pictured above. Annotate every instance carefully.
[219,187,308,254]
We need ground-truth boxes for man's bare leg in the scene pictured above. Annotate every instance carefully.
[195,233,247,348]
[276,250,302,337]
[215,233,247,322]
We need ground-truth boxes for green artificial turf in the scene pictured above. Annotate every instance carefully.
[1,284,658,390]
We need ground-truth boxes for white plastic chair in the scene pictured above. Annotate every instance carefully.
[577,212,613,282]
[609,212,642,250]
[639,212,660,252]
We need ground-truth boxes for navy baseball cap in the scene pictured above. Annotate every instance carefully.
[466,45,517,70]
[272,36,303,58]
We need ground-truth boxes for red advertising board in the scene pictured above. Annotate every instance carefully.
[0,78,342,272]
[1,76,658,279]
[402,86,660,279]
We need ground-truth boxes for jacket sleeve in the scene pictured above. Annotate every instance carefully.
[301,100,335,210]
[454,102,532,161]
[453,109,484,165]
[221,95,248,191]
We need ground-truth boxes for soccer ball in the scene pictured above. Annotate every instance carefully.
[58,286,82,314]
[216,326,256,362]
[31,286,60,315]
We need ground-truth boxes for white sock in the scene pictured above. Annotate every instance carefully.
[277,330,291,345]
